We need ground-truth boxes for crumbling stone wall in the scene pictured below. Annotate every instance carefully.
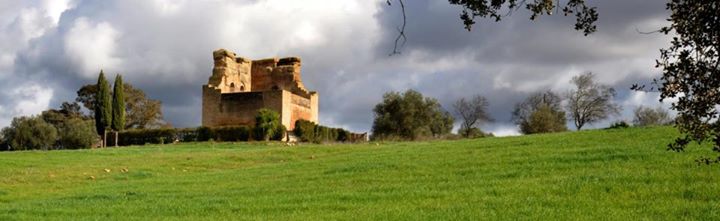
[208,49,252,93]
[202,49,318,130]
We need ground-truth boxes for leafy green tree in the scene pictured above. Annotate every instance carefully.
[58,118,97,149]
[40,102,97,149]
[76,84,99,115]
[566,73,620,130]
[457,127,492,138]
[254,108,280,141]
[42,108,69,129]
[647,0,720,161]
[371,89,454,140]
[94,70,112,147]
[522,104,568,134]
[112,74,126,147]
[447,0,598,34]
[41,102,86,128]
[513,91,567,134]
[59,102,84,119]
[430,109,455,138]
[0,116,58,150]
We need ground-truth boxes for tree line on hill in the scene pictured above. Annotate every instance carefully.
[369,72,673,141]
[0,70,674,151]
[1,71,167,151]
[0,69,366,151]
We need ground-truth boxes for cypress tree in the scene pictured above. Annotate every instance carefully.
[111,74,125,147]
[94,70,112,147]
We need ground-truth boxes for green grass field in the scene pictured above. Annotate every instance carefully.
[0,126,718,220]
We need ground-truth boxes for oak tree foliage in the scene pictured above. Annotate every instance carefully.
[524,104,568,134]
[40,102,97,149]
[648,0,720,163]
[372,90,454,140]
[448,0,598,34]
[58,118,97,149]
[512,90,567,134]
[41,102,86,127]
[0,116,58,151]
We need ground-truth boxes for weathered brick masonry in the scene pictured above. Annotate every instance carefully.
[202,49,319,130]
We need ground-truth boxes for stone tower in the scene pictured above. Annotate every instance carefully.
[202,49,319,130]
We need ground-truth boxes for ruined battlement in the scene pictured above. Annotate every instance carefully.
[203,49,319,130]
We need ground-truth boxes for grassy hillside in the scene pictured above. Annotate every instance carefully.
[0,126,718,220]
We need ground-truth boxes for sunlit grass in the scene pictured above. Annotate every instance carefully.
[0,126,718,220]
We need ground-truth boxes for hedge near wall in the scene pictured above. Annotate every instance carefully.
[105,121,365,147]
[294,120,366,143]
[108,126,258,146]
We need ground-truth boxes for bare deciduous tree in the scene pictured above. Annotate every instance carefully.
[633,105,672,127]
[565,72,620,130]
[453,95,492,138]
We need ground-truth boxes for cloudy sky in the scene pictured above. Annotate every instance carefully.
[0,0,674,136]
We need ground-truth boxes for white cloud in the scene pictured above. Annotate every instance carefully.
[620,91,676,120]
[152,0,184,15]
[42,0,73,23]
[64,17,121,78]
[13,84,53,115]
[0,1,67,127]
[16,8,50,40]
[0,83,53,127]
[485,123,522,137]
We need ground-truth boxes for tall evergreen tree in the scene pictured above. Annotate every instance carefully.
[94,70,112,147]
[111,74,125,147]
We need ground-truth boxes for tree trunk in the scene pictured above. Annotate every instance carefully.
[115,131,119,147]
[103,131,107,148]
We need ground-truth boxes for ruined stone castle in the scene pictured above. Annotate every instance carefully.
[202,49,319,130]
